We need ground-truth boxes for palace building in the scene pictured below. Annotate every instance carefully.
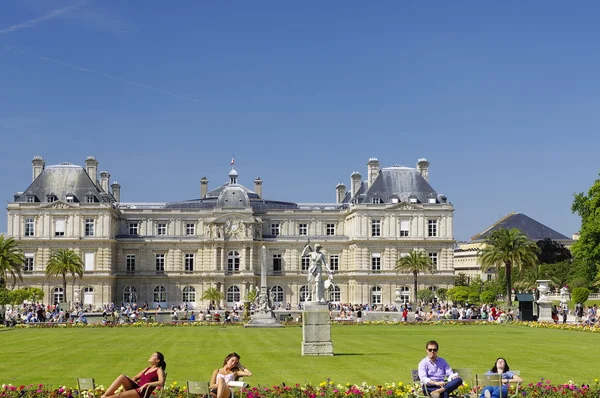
[7,156,455,308]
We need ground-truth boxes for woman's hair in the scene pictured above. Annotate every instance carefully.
[491,357,509,373]
[155,352,167,370]
[223,352,241,366]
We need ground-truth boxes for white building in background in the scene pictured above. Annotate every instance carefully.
[7,156,455,308]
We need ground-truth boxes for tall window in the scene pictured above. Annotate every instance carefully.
[371,286,382,305]
[371,253,381,272]
[330,285,341,302]
[155,254,165,273]
[301,255,310,271]
[185,254,194,273]
[186,223,195,235]
[84,218,95,236]
[84,252,95,271]
[123,286,137,302]
[157,223,166,235]
[326,223,335,236]
[271,223,280,236]
[83,286,94,305]
[53,287,64,304]
[24,254,34,272]
[429,252,438,269]
[183,286,196,303]
[273,254,282,273]
[24,218,35,236]
[129,222,139,235]
[227,251,240,273]
[299,285,311,302]
[54,218,65,236]
[226,286,240,303]
[271,285,284,303]
[154,286,166,303]
[371,219,381,237]
[398,286,410,303]
[329,254,339,271]
[428,219,438,237]
[126,254,136,272]
[400,220,409,237]
[298,223,307,236]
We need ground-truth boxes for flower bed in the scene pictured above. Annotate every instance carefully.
[3,379,599,398]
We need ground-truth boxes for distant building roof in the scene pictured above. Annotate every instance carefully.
[470,212,569,242]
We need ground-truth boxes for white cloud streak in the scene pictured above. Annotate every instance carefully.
[0,1,87,35]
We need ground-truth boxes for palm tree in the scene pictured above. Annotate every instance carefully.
[395,250,434,304]
[479,228,539,307]
[45,249,84,304]
[0,235,25,289]
[201,286,224,308]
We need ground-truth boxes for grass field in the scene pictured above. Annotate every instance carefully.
[0,324,596,388]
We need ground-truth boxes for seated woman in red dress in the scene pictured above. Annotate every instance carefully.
[101,352,166,397]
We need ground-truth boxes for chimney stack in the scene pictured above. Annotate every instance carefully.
[32,156,45,181]
[335,183,346,204]
[111,181,121,202]
[351,171,362,198]
[100,171,110,192]
[200,177,209,199]
[417,158,430,182]
[367,158,380,188]
[85,156,99,184]
[254,177,263,199]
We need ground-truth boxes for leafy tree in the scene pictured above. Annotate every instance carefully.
[417,289,435,304]
[571,287,590,304]
[245,288,258,303]
[45,249,84,304]
[480,228,539,306]
[24,287,44,302]
[480,290,497,304]
[0,235,25,289]
[8,289,30,306]
[395,250,434,303]
[201,286,224,307]
[536,238,572,264]
[454,273,469,286]
[436,288,448,303]
[0,288,9,306]
[544,260,573,289]
[571,175,600,280]
[447,286,469,304]
[514,263,548,293]
[468,292,480,304]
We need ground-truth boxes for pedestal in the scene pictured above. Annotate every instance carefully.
[537,301,553,322]
[302,302,333,356]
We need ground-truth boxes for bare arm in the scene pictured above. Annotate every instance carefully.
[210,369,219,389]
[301,245,311,257]
[508,374,523,383]
[236,364,252,377]
[131,368,146,383]
[141,368,165,389]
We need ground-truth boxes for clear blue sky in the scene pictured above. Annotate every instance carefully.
[1,1,599,241]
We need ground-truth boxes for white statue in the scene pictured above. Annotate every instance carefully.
[301,241,333,303]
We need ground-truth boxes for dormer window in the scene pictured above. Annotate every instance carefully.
[390,196,399,204]
[46,195,57,203]
[409,195,418,204]
[26,195,35,203]
[371,197,383,204]
[86,195,96,203]
[428,198,436,204]
[66,195,75,203]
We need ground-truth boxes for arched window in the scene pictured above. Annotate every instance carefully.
[53,287,64,304]
[227,251,240,273]
[123,286,137,303]
[154,286,166,303]
[271,285,284,303]
[83,286,94,305]
[428,286,438,302]
[183,286,196,303]
[330,285,341,302]
[398,286,410,303]
[226,286,240,303]
[371,286,382,305]
[299,285,311,302]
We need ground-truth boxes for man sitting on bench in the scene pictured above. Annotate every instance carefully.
[417,340,463,398]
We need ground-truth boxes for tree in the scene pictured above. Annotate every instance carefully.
[417,289,435,304]
[447,286,469,304]
[0,235,25,289]
[45,249,84,304]
[454,273,469,286]
[395,250,434,303]
[480,290,497,304]
[571,287,590,305]
[201,286,224,308]
[571,175,600,280]
[536,238,572,264]
[436,288,448,303]
[479,228,539,306]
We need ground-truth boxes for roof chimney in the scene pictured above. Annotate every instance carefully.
[417,158,430,182]
[200,177,209,199]
[254,177,263,199]
[335,183,346,204]
[351,171,362,198]
[111,181,121,202]
[85,156,99,184]
[32,156,45,181]
[367,158,380,188]
[99,171,110,192]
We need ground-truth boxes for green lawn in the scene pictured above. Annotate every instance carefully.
[0,324,596,388]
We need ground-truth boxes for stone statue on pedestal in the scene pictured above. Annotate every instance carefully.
[301,241,333,304]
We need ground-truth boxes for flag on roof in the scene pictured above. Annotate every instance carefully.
[231,154,235,166]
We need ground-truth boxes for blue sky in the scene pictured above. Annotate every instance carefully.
[1,1,599,241]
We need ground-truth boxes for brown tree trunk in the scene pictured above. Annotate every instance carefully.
[505,261,512,307]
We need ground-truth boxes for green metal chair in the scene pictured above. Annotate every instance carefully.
[76,378,96,397]
[186,380,210,398]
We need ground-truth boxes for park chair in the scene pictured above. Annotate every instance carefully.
[186,380,210,398]
[228,377,249,398]
[76,378,96,397]
[454,368,475,392]
[143,371,167,398]
[411,368,471,398]
[475,371,521,398]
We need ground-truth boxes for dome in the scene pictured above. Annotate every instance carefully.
[217,186,250,208]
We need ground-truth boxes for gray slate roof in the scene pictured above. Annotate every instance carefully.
[470,212,569,242]
[14,163,111,203]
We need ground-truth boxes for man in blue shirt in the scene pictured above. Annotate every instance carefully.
[418,340,463,398]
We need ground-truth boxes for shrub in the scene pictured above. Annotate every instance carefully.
[571,287,590,304]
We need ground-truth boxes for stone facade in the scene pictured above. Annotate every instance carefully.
[7,156,455,308]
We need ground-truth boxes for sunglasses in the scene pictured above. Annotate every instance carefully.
[427,348,438,352]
